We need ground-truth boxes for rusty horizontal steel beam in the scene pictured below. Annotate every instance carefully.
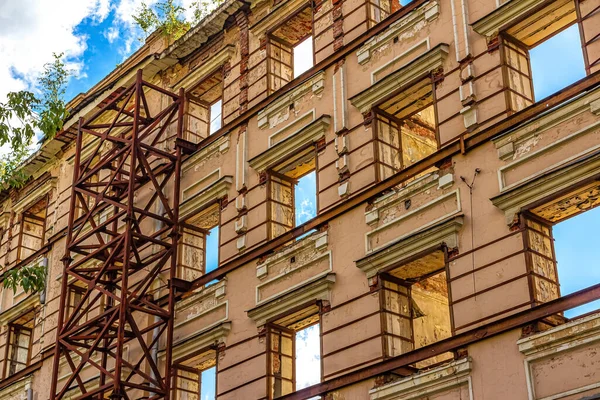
[279,282,600,399]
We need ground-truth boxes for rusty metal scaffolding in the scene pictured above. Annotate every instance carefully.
[50,70,184,400]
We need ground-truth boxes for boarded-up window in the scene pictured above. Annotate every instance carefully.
[5,310,34,378]
[268,173,295,238]
[523,215,560,305]
[17,196,48,262]
[381,278,414,356]
[268,6,313,93]
[367,0,401,27]
[501,35,534,113]
[185,70,224,143]
[178,204,220,282]
[373,77,438,181]
[267,324,295,398]
[174,348,217,400]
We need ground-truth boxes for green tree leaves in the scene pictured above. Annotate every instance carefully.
[133,0,226,42]
[3,262,47,295]
[0,52,69,189]
[133,0,189,41]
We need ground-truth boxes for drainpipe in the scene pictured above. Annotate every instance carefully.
[150,200,165,393]
[39,257,49,305]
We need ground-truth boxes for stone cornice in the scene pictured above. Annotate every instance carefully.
[356,0,440,65]
[176,279,227,311]
[491,150,600,225]
[350,44,449,114]
[369,358,472,400]
[12,177,57,215]
[247,272,336,327]
[257,71,326,129]
[492,87,600,160]
[249,115,331,172]
[171,45,236,90]
[471,0,547,38]
[179,176,232,220]
[0,295,40,326]
[163,321,232,363]
[517,312,600,359]
[356,215,464,278]
[250,0,309,37]
[257,231,329,278]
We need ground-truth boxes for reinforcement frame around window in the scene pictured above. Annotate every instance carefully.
[16,195,49,264]
[371,75,440,182]
[172,344,219,400]
[266,4,314,95]
[3,311,34,379]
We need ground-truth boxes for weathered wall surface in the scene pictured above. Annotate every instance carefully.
[1,0,600,398]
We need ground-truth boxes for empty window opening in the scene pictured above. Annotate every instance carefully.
[178,204,220,283]
[554,207,600,317]
[209,99,223,135]
[17,196,48,262]
[185,70,223,143]
[525,182,600,319]
[530,25,586,99]
[268,6,313,92]
[268,148,317,239]
[174,348,217,400]
[501,0,593,113]
[267,306,321,398]
[4,310,34,378]
[373,77,438,181]
[380,249,452,368]
[293,37,314,78]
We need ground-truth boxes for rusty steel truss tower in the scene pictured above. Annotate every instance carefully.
[50,70,185,400]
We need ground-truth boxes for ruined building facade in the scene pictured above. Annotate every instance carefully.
[1,0,600,398]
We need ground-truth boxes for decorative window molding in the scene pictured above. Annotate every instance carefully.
[180,175,232,220]
[369,358,473,400]
[356,215,463,279]
[257,71,326,129]
[12,177,56,216]
[172,45,235,90]
[517,312,600,400]
[182,134,230,174]
[350,44,449,114]
[365,172,446,226]
[247,272,336,327]
[356,1,440,65]
[471,0,547,38]
[250,0,309,37]
[365,189,462,253]
[493,88,600,161]
[0,375,33,400]
[256,231,329,279]
[168,322,231,363]
[518,312,600,358]
[0,295,39,326]
[249,115,331,172]
[491,145,600,226]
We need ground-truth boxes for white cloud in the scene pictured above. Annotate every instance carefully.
[0,0,112,100]
[104,26,120,43]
